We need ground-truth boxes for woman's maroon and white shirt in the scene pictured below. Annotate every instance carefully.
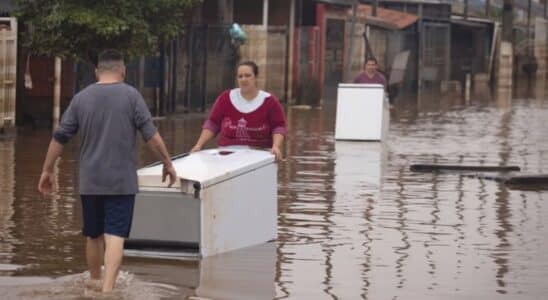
[203,88,287,148]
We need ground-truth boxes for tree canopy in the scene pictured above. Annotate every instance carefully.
[15,0,201,63]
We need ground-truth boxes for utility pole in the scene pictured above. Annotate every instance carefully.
[345,0,358,82]
[372,0,378,17]
[486,0,491,18]
[464,0,469,19]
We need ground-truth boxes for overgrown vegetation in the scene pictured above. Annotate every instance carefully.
[15,0,201,63]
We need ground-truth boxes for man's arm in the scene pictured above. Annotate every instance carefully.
[38,139,64,196]
[146,132,177,187]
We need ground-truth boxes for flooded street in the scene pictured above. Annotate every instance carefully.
[1,88,548,299]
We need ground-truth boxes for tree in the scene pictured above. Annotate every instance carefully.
[14,0,201,63]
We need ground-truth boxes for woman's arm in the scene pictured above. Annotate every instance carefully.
[271,133,284,161]
[268,97,287,161]
[191,92,227,152]
[191,128,216,152]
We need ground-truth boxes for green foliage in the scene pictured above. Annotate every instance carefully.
[15,0,201,63]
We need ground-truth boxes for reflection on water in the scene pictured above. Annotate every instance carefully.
[0,137,16,267]
[0,87,548,298]
[0,270,180,299]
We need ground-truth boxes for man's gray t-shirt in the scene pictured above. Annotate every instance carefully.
[53,82,157,195]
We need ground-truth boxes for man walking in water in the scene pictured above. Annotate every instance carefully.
[38,49,177,292]
[353,57,387,87]
[354,57,393,108]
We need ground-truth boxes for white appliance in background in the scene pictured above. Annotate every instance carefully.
[125,147,277,259]
[335,83,389,141]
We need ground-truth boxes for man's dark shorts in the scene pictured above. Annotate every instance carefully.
[80,195,135,238]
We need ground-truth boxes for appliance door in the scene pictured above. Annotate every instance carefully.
[128,189,201,246]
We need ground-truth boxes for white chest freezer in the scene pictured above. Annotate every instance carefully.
[125,148,278,258]
[335,83,389,141]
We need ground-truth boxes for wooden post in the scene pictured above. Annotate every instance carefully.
[417,4,423,93]
[486,0,491,18]
[138,56,145,95]
[465,73,471,102]
[171,39,178,113]
[372,0,378,17]
[218,0,233,24]
[0,18,17,129]
[53,57,61,128]
[464,0,469,19]
[287,0,295,103]
[263,0,269,29]
[527,0,532,48]
[159,45,166,116]
[502,0,513,43]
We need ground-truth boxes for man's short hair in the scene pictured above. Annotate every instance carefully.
[365,57,378,65]
[97,49,124,72]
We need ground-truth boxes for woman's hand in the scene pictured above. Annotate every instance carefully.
[271,146,283,161]
[191,144,202,153]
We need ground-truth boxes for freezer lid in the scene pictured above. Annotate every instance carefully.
[138,147,275,189]
[338,83,384,89]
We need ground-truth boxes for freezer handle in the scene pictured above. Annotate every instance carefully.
[193,181,201,198]
[179,178,201,198]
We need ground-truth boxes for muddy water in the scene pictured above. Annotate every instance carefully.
[0,88,548,299]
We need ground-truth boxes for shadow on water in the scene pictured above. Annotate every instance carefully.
[0,79,548,298]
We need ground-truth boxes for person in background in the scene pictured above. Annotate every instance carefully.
[191,61,287,161]
[353,57,394,107]
[354,57,387,87]
[38,49,177,293]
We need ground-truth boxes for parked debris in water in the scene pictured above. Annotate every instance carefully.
[472,173,548,189]
[410,164,521,172]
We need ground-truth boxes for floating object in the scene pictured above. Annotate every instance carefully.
[125,147,277,259]
[474,173,548,189]
[410,164,520,173]
[335,83,389,141]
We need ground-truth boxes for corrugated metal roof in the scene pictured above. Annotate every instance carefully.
[351,4,419,30]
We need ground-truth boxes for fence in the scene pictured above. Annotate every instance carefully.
[178,24,237,111]
[294,26,321,105]
[75,24,288,113]
[421,21,451,83]
[266,26,288,100]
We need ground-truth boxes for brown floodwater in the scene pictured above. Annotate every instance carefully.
[0,85,548,299]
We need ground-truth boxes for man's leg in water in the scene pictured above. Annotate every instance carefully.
[86,235,105,279]
[102,234,125,292]
[101,194,135,292]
